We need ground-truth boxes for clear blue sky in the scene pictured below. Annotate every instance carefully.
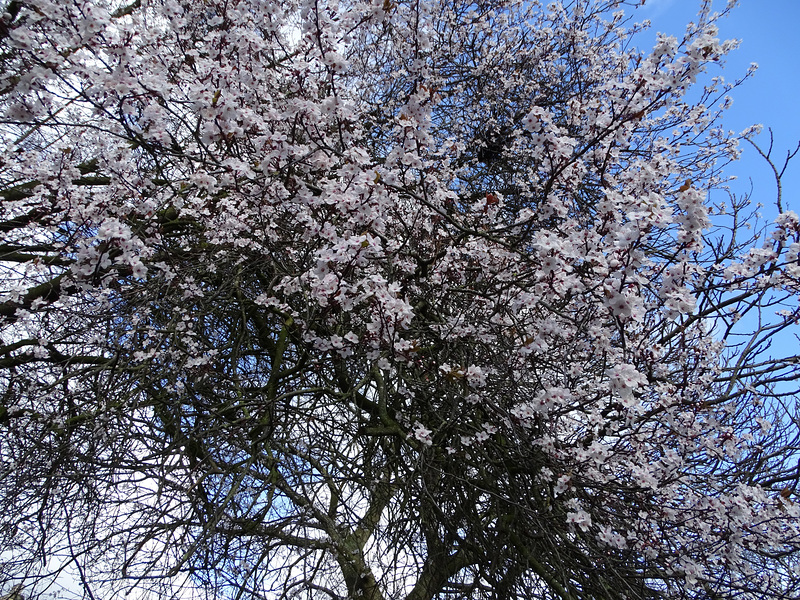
[637,0,800,217]
[636,0,799,382]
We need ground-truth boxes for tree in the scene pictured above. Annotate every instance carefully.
[1,0,799,598]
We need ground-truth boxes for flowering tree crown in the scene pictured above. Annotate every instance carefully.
[1,0,799,598]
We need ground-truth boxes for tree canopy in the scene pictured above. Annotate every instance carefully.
[1,0,799,598]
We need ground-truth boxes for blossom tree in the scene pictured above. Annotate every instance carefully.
[1,0,799,598]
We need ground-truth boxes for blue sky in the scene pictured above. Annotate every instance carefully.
[637,0,800,217]
[635,1,799,392]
